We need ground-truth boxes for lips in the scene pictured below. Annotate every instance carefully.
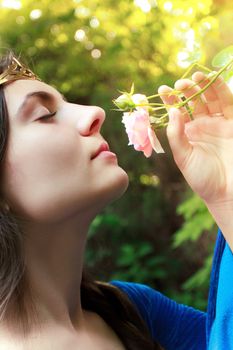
[91,142,110,160]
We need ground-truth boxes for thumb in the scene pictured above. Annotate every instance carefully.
[167,108,193,169]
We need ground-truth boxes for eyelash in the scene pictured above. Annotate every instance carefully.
[38,111,57,121]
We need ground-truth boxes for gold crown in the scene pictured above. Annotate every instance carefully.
[0,56,39,86]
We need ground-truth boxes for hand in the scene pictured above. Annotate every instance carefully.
[159,72,233,203]
[158,73,233,245]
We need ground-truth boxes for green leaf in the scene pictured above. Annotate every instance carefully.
[177,193,206,220]
[182,255,212,290]
[130,83,135,95]
[221,70,233,82]
[137,243,153,257]
[212,46,233,68]
[173,212,214,248]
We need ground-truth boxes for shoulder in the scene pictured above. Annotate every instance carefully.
[110,280,159,308]
[110,280,171,337]
[110,280,206,349]
[110,280,200,320]
[110,280,177,312]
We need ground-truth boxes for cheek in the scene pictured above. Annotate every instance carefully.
[3,127,87,222]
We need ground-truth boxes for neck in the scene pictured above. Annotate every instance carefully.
[19,214,91,332]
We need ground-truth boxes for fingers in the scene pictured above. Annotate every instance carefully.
[158,85,177,106]
[158,85,190,123]
[192,71,233,119]
[211,75,233,106]
[174,78,209,118]
[192,72,221,114]
[167,108,193,170]
[211,77,233,119]
[158,70,233,124]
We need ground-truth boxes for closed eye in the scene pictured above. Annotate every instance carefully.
[38,111,57,122]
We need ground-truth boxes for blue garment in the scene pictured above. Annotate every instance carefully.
[111,281,206,349]
[206,230,226,348]
[112,229,229,349]
[208,232,233,349]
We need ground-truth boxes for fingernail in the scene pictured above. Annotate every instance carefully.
[207,71,217,78]
[174,79,186,90]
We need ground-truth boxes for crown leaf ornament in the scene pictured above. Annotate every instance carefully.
[0,56,39,86]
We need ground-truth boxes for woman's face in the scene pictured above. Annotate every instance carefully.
[2,79,128,223]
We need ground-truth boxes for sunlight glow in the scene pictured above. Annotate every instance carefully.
[74,29,86,42]
[177,51,190,68]
[91,49,101,59]
[90,17,100,28]
[134,0,151,13]
[185,29,195,51]
[30,9,42,20]
[163,1,172,12]
[75,6,91,18]
[202,21,212,30]
[187,7,193,15]
[180,21,189,30]
[1,0,21,9]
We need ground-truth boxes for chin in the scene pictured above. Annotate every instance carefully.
[97,166,129,207]
[111,168,129,199]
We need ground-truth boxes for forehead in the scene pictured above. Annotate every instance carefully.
[4,79,59,119]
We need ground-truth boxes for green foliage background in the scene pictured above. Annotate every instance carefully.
[0,0,231,310]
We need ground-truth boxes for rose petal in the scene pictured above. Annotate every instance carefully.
[142,142,153,157]
[147,127,165,154]
[122,109,156,157]
[131,94,149,111]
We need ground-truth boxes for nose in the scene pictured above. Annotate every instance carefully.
[75,105,106,136]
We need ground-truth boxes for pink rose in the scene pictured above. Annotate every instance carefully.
[122,109,165,158]
[131,94,149,110]
[114,93,148,111]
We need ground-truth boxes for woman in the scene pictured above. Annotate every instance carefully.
[0,52,231,349]
[0,53,160,349]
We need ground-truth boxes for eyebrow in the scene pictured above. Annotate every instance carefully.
[16,90,66,116]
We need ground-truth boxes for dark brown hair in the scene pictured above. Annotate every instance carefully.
[0,53,160,349]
